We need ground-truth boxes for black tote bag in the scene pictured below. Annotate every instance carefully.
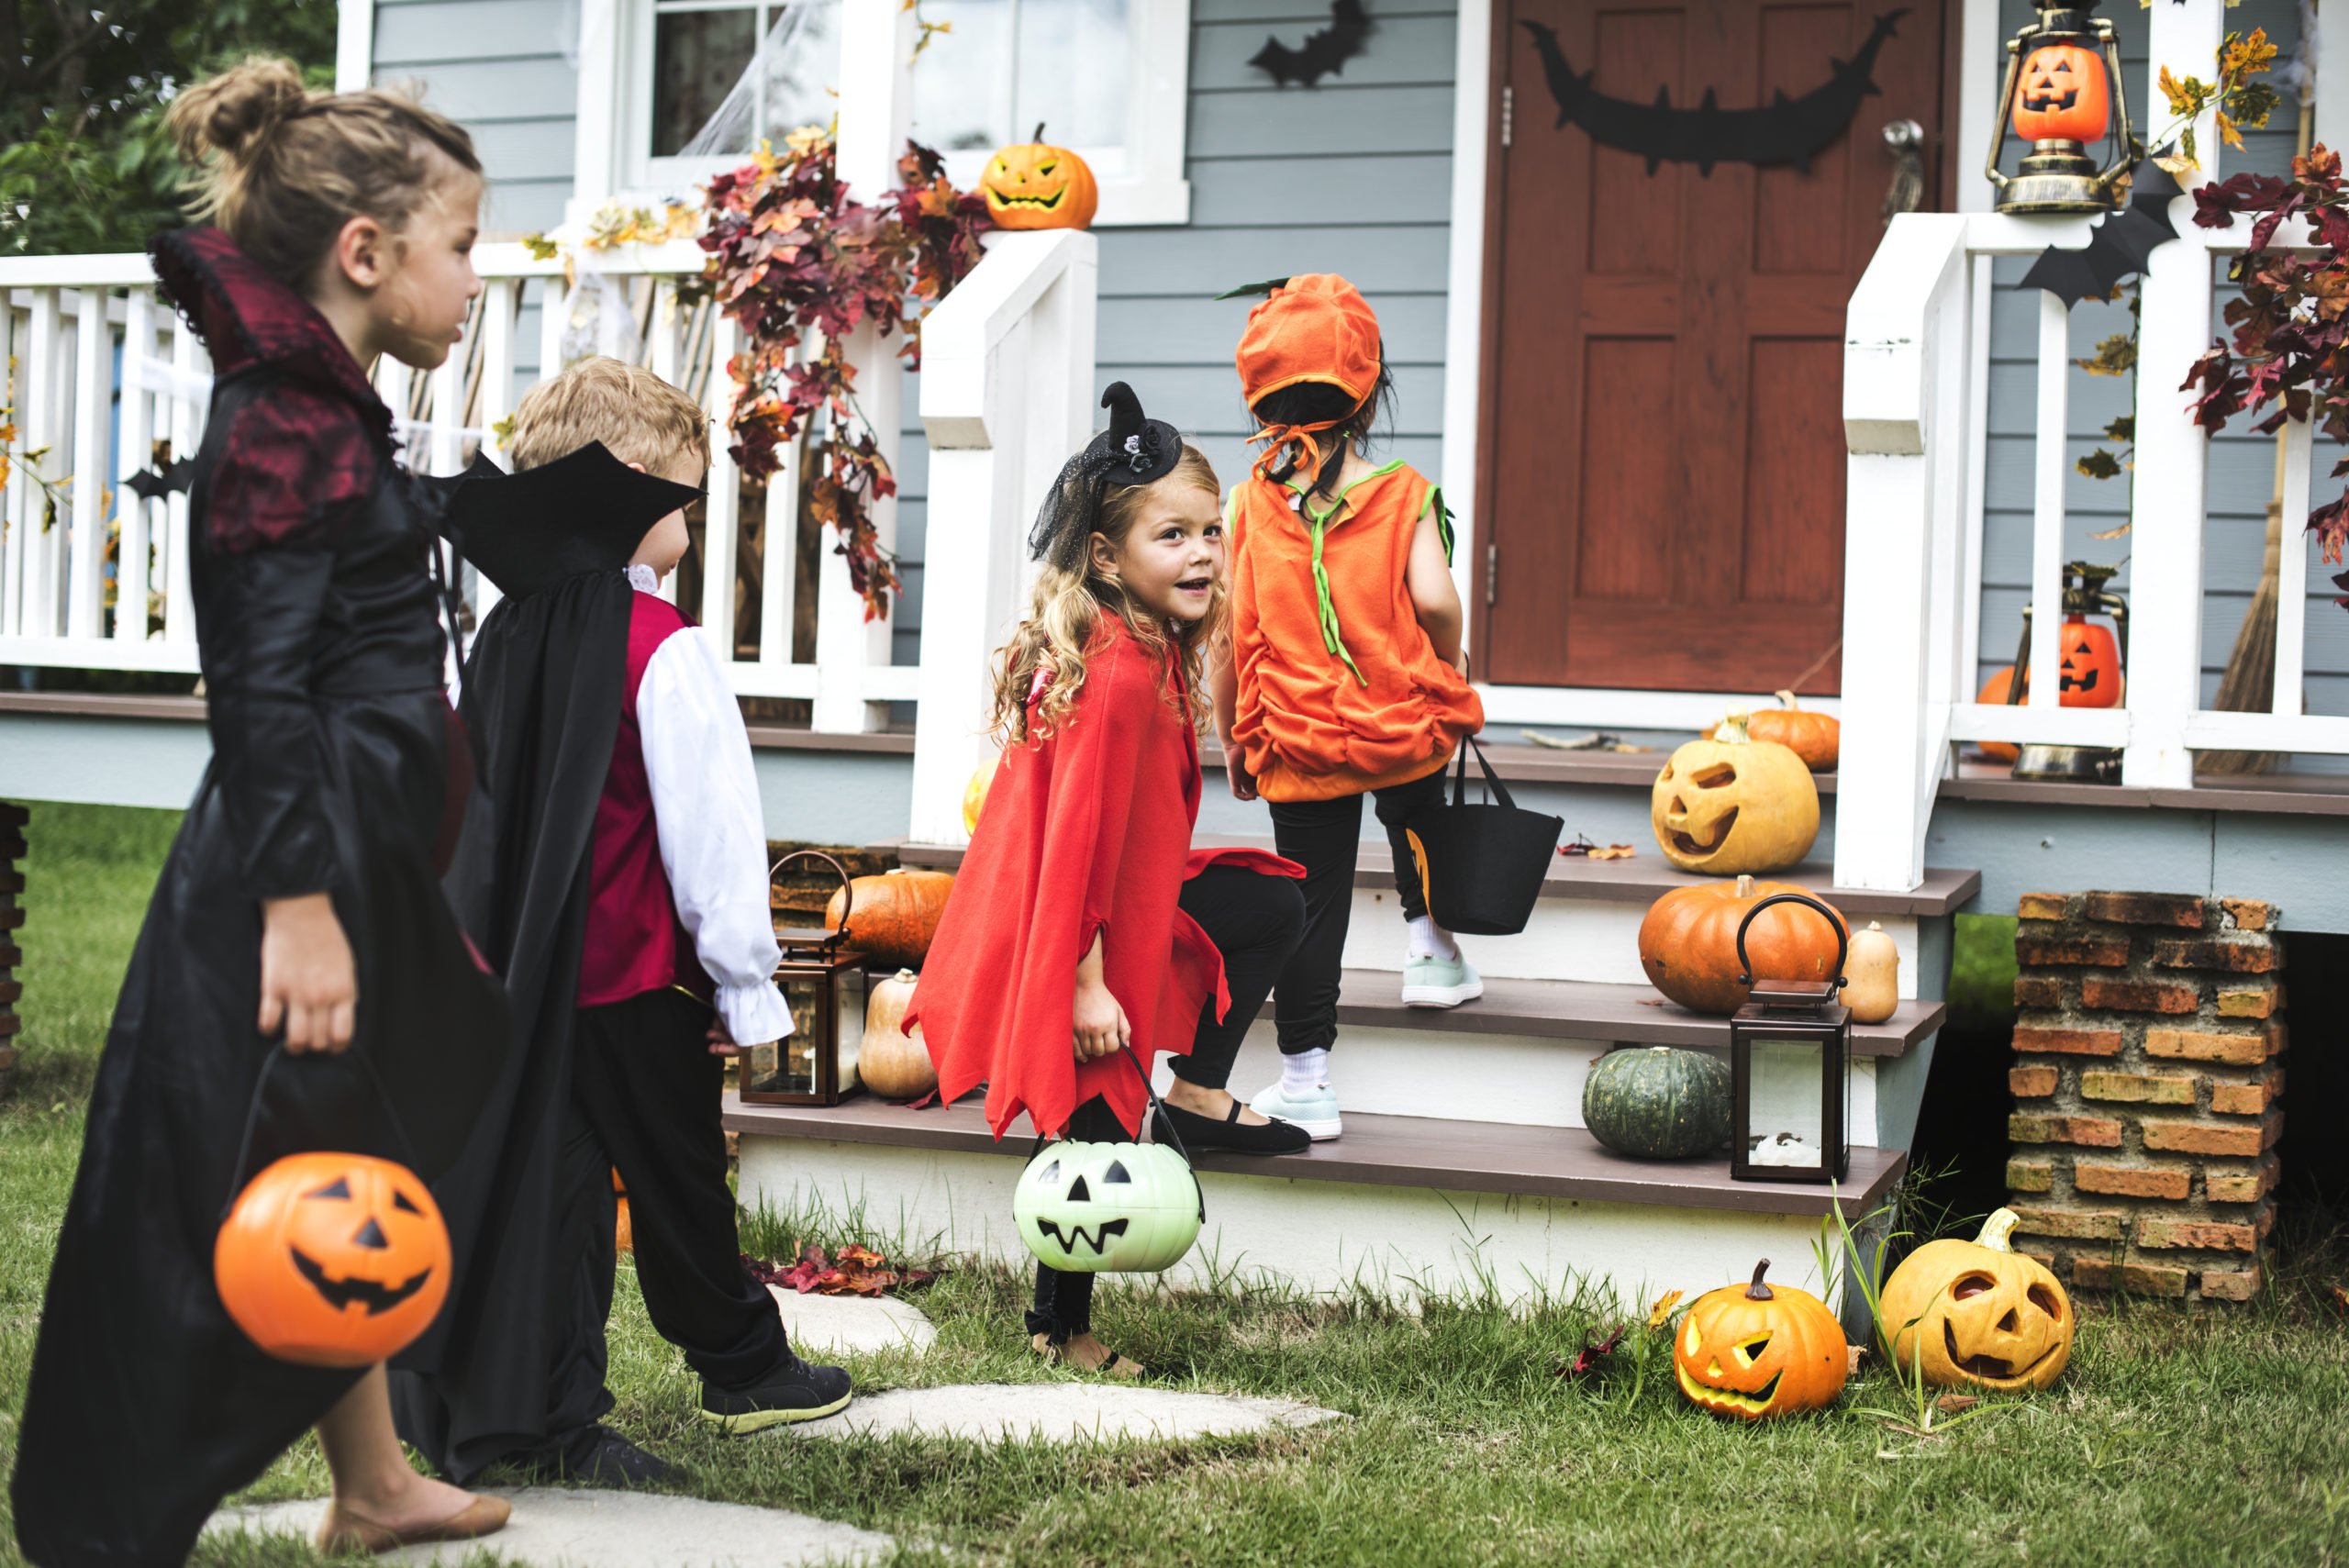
[1400,736,1564,936]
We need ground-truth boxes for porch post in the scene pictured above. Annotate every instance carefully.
[2121,0,2225,787]
[814,0,916,734]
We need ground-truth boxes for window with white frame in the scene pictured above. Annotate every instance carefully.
[613,0,1189,224]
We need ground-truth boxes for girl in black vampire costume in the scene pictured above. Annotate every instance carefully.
[10,61,510,1568]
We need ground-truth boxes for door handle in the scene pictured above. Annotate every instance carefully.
[1880,120,1926,225]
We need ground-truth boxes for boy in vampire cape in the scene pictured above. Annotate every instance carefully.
[392,357,852,1486]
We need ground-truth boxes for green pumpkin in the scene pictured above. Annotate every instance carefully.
[1582,1046,1732,1160]
[1012,1139,1202,1273]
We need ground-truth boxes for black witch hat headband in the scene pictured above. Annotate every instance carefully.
[1027,382,1185,575]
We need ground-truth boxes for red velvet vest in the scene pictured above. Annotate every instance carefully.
[577,590,714,1008]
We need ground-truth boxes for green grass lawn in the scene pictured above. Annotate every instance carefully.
[5,803,2349,1567]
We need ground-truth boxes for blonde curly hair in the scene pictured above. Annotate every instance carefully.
[986,444,1225,746]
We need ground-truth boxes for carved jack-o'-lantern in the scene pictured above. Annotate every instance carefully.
[1675,1258,1850,1421]
[2013,42,2110,144]
[1013,1138,1200,1273]
[1650,712,1820,874]
[979,125,1099,230]
[2056,616,2122,708]
[215,1152,451,1367]
[1878,1208,2074,1392]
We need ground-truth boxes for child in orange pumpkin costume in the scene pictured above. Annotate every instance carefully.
[1214,274,1485,1140]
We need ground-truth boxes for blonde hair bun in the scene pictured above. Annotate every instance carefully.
[168,55,309,163]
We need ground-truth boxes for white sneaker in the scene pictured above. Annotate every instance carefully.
[1248,1082,1341,1141]
[1401,951,1483,1007]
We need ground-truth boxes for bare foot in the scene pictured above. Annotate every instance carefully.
[1162,1080,1274,1127]
[1033,1331,1146,1378]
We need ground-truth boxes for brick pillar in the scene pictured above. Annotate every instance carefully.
[1,802,24,1098]
[2005,891,2284,1304]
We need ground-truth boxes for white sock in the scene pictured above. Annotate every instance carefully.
[1282,1048,1330,1096]
[1408,916,1459,962]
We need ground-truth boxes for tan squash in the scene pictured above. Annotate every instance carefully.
[1877,1209,2073,1392]
[860,969,937,1099]
[1639,874,1848,1016]
[1650,711,1820,873]
[825,867,955,968]
[1842,921,1900,1024]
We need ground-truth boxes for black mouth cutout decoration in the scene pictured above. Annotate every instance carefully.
[1520,9,1908,175]
[1033,1217,1131,1255]
[290,1248,435,1316]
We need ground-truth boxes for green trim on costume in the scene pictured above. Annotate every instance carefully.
[1274,460,1408,691]
[1424,484,1455,567]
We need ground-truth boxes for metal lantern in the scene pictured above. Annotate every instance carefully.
[2006,560,2130,784]
[1728,893,1852,1184]
[1983,0,2136,214]
[740,851,870,1107]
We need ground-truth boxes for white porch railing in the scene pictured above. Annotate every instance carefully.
[1836,204,2343,894]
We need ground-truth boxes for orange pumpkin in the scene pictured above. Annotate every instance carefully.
[2013,41,2110,144]
[215,1151,451,1368]
[2056,617,2121,708]
[1975,665,2026,763]
[1746,690,1839,772]
[825,866,955,968]
[1675,1258,1850,1421]
[614,1167,631,1256]
[1638,873,1849,1016]
[860,968,938,1099]
[978,126,1098,230]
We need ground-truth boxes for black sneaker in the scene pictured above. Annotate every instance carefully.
[699,1351,854,1433]
[518,1424,673,1487]
[1155,1099,1311,1155]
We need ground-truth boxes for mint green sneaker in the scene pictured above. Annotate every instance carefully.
[1401,952,1483,1008]
[1248,1083,1341,1141]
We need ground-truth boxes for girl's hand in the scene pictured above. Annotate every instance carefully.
[259,894,358,1053]
[1072,977,1130,1061]
[1226,753,1259,802]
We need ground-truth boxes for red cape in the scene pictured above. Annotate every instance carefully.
[908,617,1279,1139]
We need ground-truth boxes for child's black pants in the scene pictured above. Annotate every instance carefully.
[1265,764,1446,1056]
[550,985,787,1437]
[1030,863,1304,1342]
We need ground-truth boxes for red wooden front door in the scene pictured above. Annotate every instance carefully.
[1477,0,1947,694]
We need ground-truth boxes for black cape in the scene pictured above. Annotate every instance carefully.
[11,228,509,1568]
[387,448,700,1479]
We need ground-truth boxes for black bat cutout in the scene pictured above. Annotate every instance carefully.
[2015,161,2184,307]
[1520,10,1908,175]
[1251,0,1373,88]
[125,457,196,503]
[1033,1217,1130,1255]
[290,1247,434,1316]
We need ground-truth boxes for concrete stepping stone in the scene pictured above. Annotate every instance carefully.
[768,1284,936,1357]
[205,1487,891,1567]
[791,1382,1341,1445]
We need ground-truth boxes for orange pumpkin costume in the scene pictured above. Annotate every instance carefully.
[1226,275,1484,801]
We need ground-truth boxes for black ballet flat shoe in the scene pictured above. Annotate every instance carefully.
[1155,1099,1312,1154]
[516,1424,673,1487]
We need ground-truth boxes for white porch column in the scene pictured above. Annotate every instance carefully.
[2121,0,2225,787]
[814,0,917,733]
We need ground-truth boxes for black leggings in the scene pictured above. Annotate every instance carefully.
[1027,863,1305,1344]
[1266,763,1448,1056]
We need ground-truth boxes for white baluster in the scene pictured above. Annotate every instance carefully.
[2027,289,2067,717]
[0,296,22,639]
[429,339,464,477]
[67,286,112,640]
[2273,412,2312,719]
[701,312,741,661]
[26,289,62,639]
[163,318,204,646]
[117,288,154,643]
[538,276,567,386]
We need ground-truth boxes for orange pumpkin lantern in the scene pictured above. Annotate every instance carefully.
[215,1151,451,1367]
[2013,42,2110,144]
[1877,1209,2073,1392]
[2056,616,2121,708]
[1976,666,2026,763]
[1675,1258,1849,1421]
[824,866,955,969]
[1638,873,1849,1016]
[979,125,1098,230]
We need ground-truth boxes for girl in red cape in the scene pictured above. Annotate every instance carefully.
[908,384,1308,1377]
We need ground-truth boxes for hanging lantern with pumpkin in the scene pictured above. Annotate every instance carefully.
[1674,1258,1850,1421]
[1649,711,1820,874]
[1638,873,1848,1017]
[215,1151,453,1368]
[1877,1208,2074,1391]
[1983,0,2135,215]
[823,865,956,970]
[979,125,1099,230]
[2012,40,2110,143]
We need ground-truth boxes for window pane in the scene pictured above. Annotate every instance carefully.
[910,0,1014,151]
[653,7,760,156]
[1013,0,1128,153]
[754,2,845,144]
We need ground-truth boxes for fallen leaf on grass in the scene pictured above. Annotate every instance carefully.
[2330,1284,2349,1316]
[743,1243,938,1297]
[1559,834,1637,860]
[1645,1291,1685,1329]
[1848,1345,1867,1374]
[1553,1324,1629,1380]
[1936,1395,1981,1415]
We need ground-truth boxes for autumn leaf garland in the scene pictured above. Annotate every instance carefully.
[696,128,992,621]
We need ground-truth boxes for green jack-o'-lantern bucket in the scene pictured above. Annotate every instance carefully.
[1012,1047,1203,1273]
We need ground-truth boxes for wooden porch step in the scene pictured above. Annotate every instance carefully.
[723,1090,1908,1219]
[1330,969,1943,1058]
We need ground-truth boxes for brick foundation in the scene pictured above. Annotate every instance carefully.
[2007,891,2283,1304]
[1,802,24,1099]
